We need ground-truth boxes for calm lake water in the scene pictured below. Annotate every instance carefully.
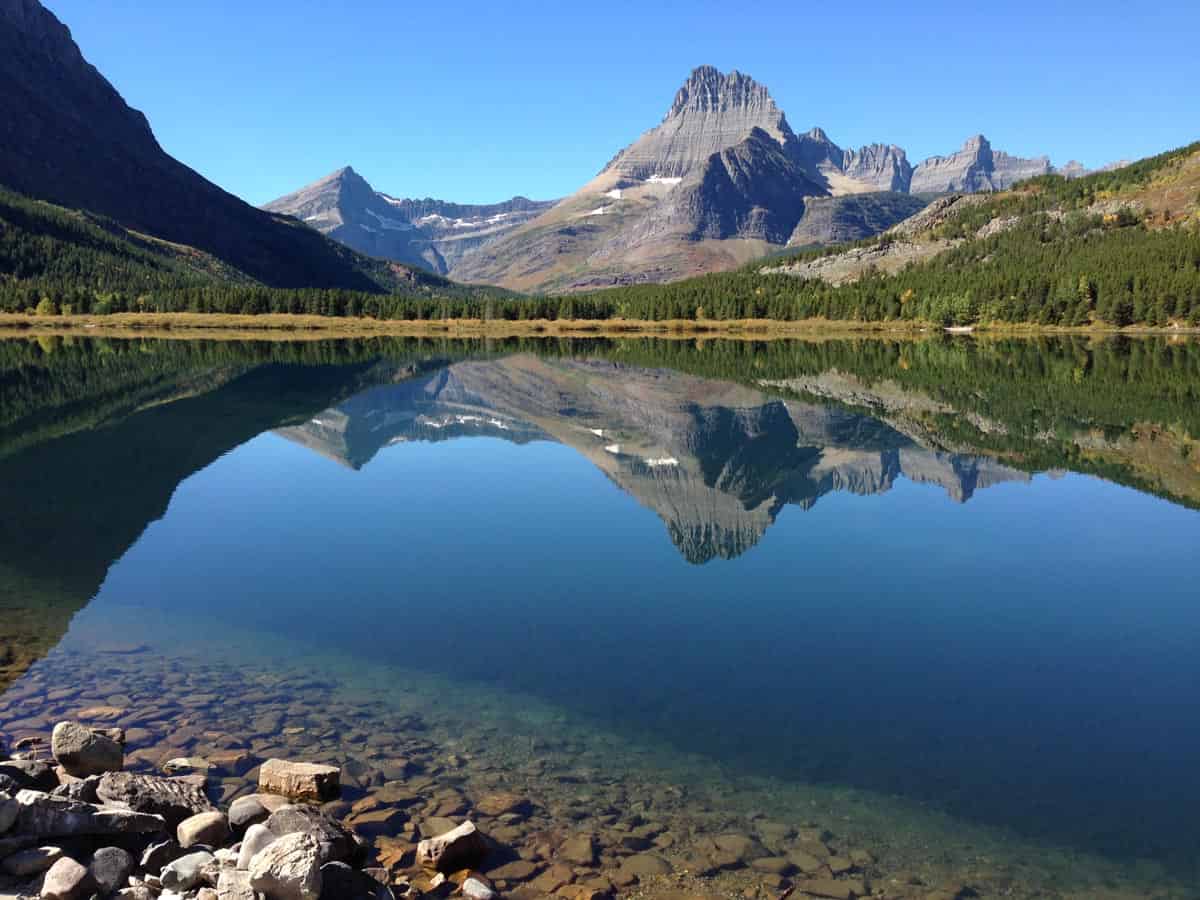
[2,335,1199,898]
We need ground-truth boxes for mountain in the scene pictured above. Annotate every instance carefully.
[909,134,1052,193]
[262,168,555,276]
[792,127,914,194]
[448,67,1066,293]
[0,0,432,292]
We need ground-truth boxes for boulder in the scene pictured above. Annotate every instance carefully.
[266,805,356,865]
[1,844,63,876]
[248,831,324,900]
[161,850,217,892]
[217,867,257,900]
[97,772,215,829]
[51,722,124,778]
[259,760,340,802]
[15,790,165,837]
[318,861,395,899]
[0,793,18,833]
[416,820,488,873]
[50,776,101,804]
[236,823,276,870]
[462,875,497,900]
[0,759,57,791]
[228,795,273,832]
[41,855,96,900]
[557,834,597,866]
[89,846,136,895]
[178,810,230,849]
[141,838,189,875]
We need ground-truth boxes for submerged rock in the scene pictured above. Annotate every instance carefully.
[51,722,124,778]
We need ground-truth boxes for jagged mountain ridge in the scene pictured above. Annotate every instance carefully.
[0,0,433,292]
[262,167,556,276]
[445,67,1070,292]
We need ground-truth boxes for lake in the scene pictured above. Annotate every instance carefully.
[2,334,1199,899]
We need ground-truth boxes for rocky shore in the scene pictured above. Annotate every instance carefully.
[0,711,937,900]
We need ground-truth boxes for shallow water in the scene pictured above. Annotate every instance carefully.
[2,335,1199,898]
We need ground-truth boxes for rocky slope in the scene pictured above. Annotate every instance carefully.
[263,168,555,276]
[791,128,914,194]
[0,0,445,292]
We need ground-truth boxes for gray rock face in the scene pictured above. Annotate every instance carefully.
[792,127,913,194]
[604,65,794,180]
[51,721,124,778]
[96,772,215,829]
[910,134,1051,193]
[787,192,930,247]
[14,789,165,837]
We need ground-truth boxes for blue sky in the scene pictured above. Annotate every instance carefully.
[45,0,1200,207]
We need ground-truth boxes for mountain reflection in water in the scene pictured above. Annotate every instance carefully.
[275,357,1029,563]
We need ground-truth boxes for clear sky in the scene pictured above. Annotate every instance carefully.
[44,0,1200,207]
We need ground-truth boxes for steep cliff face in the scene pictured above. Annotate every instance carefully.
[0,0,418,290]
[792,128,914,194]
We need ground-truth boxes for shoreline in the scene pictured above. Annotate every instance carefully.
[1,312,1197,341]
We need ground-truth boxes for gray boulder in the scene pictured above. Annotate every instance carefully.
[248,831,323,900]
[89,846,136,895]
[97,772,215,829]
[0,844,63,876]
[50,776,101,804]
[161,850,217,892]
[237,823,276,870]
[228,794,273,832]
[266,805,357,865]
[0,759,57,791]
[14,789,164,837]
[51,722,124,778]
[141,838,189,875]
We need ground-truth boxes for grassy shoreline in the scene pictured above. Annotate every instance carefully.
[1,311,1197,340]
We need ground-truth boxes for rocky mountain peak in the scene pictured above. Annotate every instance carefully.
[667,66,781,121]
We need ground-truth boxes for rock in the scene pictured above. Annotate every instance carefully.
[0,793,18,833]
[199,889,219,900]
[41,856,96,900]
[248,831,323,900]
[345,806,406,838]
[15,789,165,836]
[97,772,216,829]
[50,776,101,804]
[788,850,824,874]
[228,795,272,832]
[0,759,57,791]
[163,757,212,775]
[416,821,488,874]
[1,845,63,876]
[0,773,22,795]
[475,793,529,817]
[217,867,257,900]
[89,846,136,895]
[114,887,157,900]
[487,859,541,881]
[259,760,340,802]
[617,854,672,880]
[794,879,867,900]
[318,861,394,899]
[557,834,596,866]
[750,857,794,875]
[161,850,217,892]
[266,805,357,865]
[712,834,766,862]
[237,823,276,870]
[178,810,230,849]
[51,722,124,778]
[827,856,854,875]
[461,875,496,900]
[141,838,189,875]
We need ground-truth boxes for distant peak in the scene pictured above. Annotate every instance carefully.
[805,126,832,143]
[962,134,991,151]
[332,165,359,179]
[667,65,777,120]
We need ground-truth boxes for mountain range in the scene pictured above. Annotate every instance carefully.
[0,0,441,293]
[267,66,1095,293]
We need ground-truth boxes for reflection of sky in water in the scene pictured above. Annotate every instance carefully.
[64,427,1200,865]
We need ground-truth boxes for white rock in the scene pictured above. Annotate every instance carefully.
[237,823,277,870]
[248,831,323,900]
